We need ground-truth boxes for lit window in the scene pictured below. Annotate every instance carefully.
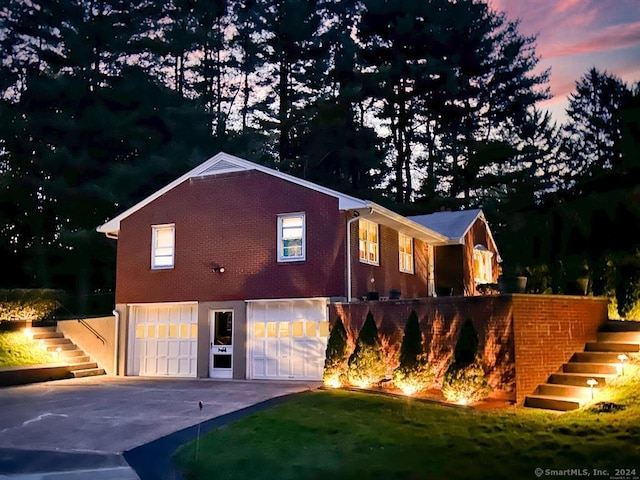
[278,213,305,262]
[399,233,414,274]
[359,219,379,265]
[473,244,493,284]
[152,224,175,269]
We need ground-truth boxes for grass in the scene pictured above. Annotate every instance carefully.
[0,331,56,367]
[176,358,640,480]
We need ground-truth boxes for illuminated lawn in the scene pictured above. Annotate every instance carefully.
[0,331,56,367]
[176,360,640,480]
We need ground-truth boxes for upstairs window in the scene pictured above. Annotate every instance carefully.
[152,224,175,269]
[359,219,379,265]
[473,244,493,284]
[398,233,414,274]
[278,213,305,262]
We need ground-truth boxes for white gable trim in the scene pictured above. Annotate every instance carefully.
[458,210,501,261]
[97,152,369,235]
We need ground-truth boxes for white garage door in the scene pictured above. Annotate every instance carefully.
[248,299,329,380]
[130,303,198,377]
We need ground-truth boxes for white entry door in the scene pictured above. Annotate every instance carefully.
[209,310,233,378]
[130,303,198,377]
[248,299,329,380]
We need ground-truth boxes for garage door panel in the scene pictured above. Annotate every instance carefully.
[130,304,197,377]
[248,300,327,381]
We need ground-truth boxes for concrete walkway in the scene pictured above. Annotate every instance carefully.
[0,376,318,479]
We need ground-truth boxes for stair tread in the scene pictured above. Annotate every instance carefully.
[541,383,593,389]
[527,394,583,401]
[552,372,616,378]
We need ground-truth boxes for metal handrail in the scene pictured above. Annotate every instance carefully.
[77,318,107,345]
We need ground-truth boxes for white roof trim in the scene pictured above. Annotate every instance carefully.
[97,152,369,234]
[459,211,501,261]
[368,203,450,244]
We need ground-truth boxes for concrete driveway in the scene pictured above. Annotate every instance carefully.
[0,376,317,479]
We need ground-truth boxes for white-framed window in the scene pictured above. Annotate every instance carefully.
[278,213,305,262]
[398,233,414,274]
[152,224,175,269]
[359,219,379,265]
[473,244,493,284]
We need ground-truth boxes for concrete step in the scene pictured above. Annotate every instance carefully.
[46,343,78,351]
[525,394,582,411]
[571,351,627,363]
[549,372,616,387]
[71,367,105,378]
[585,342,640,353]
[537,383,594,399]
[59,349,86,357]
[41,337,73,346]
[603,320,640,332]
[30,326,57,333]
[67,361,98,371]
[31,331,64,340]
[597,331,640,343]
[563,362,619,375]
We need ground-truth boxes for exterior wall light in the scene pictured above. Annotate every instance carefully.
[213,266,225,273]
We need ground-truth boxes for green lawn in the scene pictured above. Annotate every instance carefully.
[176,358,640,480]
[0,330,56,367]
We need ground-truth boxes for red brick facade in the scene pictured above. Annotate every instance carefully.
[349,215,430,300]
[512,295,608,404]
[331,294,608,404]
[116,170,347,303]
[115,170,433,304]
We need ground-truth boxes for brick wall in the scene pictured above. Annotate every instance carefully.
[331,296,516,400]
[349,216,430,300]
[512,294,608,404]
[116,170,347,303]
[330,294,609,404]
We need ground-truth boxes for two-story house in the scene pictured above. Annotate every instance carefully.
[98,152,500,381]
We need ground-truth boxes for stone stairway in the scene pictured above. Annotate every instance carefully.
[525,320,640,411]
[31,326,106,378]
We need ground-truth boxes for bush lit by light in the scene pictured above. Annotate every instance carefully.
[323,374,342,389]
[441,361,491,404]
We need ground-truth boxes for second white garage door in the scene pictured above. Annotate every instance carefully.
[129,303,198,377]
[248,299,329,380]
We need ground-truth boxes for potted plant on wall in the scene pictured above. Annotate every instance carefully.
[366,277,379,301]
[498,264,528,294]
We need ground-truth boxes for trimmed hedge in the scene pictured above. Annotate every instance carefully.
[323,316,349,386]
[392,311,434,394]
[347,312,386,387]
[0,289,64,322]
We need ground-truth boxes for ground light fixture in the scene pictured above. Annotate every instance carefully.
[55,347,62,361]
[39,339,46,351]
[24,328,33,339]
[587,378,598,400]
[617,353,629,375]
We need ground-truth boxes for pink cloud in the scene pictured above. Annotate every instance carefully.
[543,21,640,58]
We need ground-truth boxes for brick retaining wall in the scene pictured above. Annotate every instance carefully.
[330,294,609,404]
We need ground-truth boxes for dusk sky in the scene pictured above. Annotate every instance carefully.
[489,0,640,124]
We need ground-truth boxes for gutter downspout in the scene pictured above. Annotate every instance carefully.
[112,309,120,376]
[346,208,373,302]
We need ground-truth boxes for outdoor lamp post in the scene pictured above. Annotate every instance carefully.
[617,353,629,376]
[587,378,598,400]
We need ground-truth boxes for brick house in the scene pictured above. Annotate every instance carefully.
[97,152,500,381]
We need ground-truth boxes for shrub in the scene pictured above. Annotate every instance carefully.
[615,253,640,319]
[0,289,64,322]
[347,312,386,388]
[441,319,491,404]
[323,316,349,387]
[441,361,491,404]
[392,311,434,395]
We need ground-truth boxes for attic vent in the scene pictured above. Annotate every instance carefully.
[199,160,246,175]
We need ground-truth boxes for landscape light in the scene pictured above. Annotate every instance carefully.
[587,378,598,400]
[323,375,342,389]
[56,347,62,361]
[617,354,629,376]
[24,328,33,339]
[39,339,46,350]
